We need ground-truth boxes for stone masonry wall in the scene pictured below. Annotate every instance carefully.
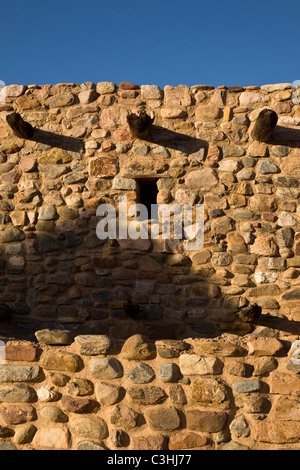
[0,81,299,450]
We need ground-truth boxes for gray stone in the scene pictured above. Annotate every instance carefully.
[36,233,60,253]
[35,329,74,345]
[88,358,123,379]
[38,205,57,220]
[0,384,36,403]
[229,415,250,438]
[133,144,150,155]
[62,172,87,184]
[258,160,280,174]
[0,441,17,450]
[112,177,137,190]
[126,363,155,384]
[232,379,261,393]
[0,227,25,243]
[0,365,41,383]
[159,363,181,383]
[77,441,106,450]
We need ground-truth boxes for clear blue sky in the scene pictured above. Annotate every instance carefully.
[1,0,299,89]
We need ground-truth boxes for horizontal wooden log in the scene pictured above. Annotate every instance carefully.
[6,112,34,139]
[251,109,278,142]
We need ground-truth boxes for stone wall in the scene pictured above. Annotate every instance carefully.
[0,80,299,450]
[0,332,299,450]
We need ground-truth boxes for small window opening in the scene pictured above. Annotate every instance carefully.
[136,178,158,220]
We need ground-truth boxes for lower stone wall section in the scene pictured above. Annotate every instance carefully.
[0,330,299,450]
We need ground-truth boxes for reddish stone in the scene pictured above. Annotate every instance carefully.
[255,420,300,443]
[19,157,37,172]
[32,427,70,449]
[169,432,208,450]
[1,170,21,183]
[61,395,96,414]
[118,89,139,99]
[119,82,140,90]
[113,129,131,142]
[6,341,38,362]
[186,410,228,432]
[270,371,300,395]
[131,435,166,450]
[0,404,36,425]
[89,156,119,177]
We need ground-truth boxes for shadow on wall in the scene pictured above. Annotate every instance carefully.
[0,118,300,342]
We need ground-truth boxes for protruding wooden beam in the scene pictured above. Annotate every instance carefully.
[251,108,278,142]
[6,112,34,139]
[127,111,155,139]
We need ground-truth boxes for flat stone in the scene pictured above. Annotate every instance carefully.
[131,434,166,450]
[89,156,119,177]
[196,341,246,357]
[32,427,70,449]
[185,168,218,189]
[121,334,156,361]
[126,363,155,384]
[232,379,261,393]
[247,338,285,356]
[88,357,123,379]
[169,384,187,405]
[145,406,181,431]
[169,431,208,450]
[113,177,137,190]
[0,404,36,424]
[49,92,75,108]
[35,329,74,345]
[62,172,87,184]
[186,409,228,432]
[0,384,36,403]
[5,85,27,97]
[61,395,95,414]
[255,420,300,443]
[0,365,41,383]
[5,341,38,361]
[261,83,292,92]
[96,82,116,94]
[74,335,114,355]
[269,371,300,395]
[128,386,167,405]
[41,351,83,372]
[70,416,109,440]
[258,160,280,174]
[77,441,106,450]
[179,354,223,375]
[141,85,163,100]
